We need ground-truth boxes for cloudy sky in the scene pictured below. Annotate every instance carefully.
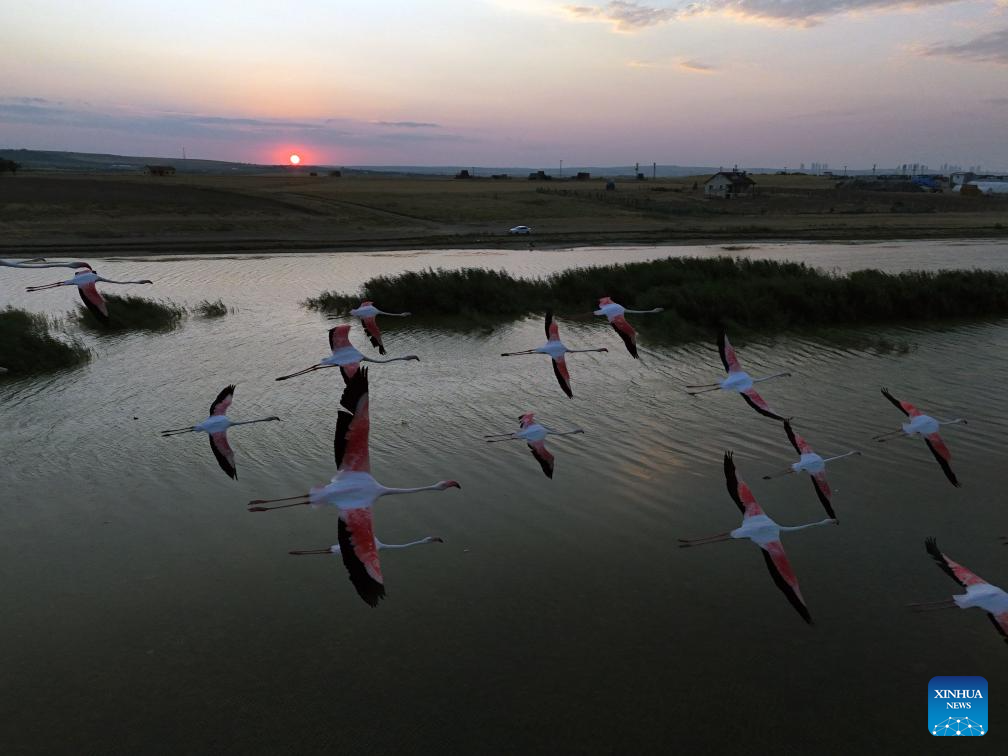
[2,0,1006,167]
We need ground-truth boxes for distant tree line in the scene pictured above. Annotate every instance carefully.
[0,159,20,174]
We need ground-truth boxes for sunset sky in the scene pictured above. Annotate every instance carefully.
[2,0,1007,168]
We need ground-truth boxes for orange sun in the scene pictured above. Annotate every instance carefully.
[289,153,301,165]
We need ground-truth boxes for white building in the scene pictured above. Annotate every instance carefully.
[704,170,757,199]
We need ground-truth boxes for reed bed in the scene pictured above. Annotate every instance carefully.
[75,294,187,332]
[0,307,91,375]
[304,256,1008,340]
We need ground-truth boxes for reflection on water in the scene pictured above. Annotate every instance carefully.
[2,240,1007,753]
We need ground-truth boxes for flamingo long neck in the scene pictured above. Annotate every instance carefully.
[566,348,607,353]
[624,308,662,314]
[100,278,149,285]
[231,417,278,426]
[367,355,417,363]
[379,483,444,496]
[753,372,791,383]
[822,451,859,463]
[379,310,410,317]
[779,518,835,532]
[937,418,965,426]
[377,538,436,550]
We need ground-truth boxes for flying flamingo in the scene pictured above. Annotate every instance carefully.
[290,536,443,556]
[25,264,153,322]
[686,332,791,421]
[349,300,411,355]
[160,385,280,479]
[762,420,861,520]
[593,296,663,358]
[2,258,90,269]
[275,324,419,383]
[874,387,966,487]
[501,310,608,398]
[484,412,584,478]
[679,452,837,624]
[248,368,460,606]
[910,538,1008,644]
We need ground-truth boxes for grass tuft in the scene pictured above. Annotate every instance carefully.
[304,256,1008,342]
[0,307,91,376]
[75,294,186,332]
[192,299,232,317]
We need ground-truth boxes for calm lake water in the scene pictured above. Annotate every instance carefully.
[2,240,1007,754]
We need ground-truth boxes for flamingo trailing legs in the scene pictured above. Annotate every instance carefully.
[485,412,584,478]
[678,452,836,623]
[686,331,791,421]
[249,368,460,606]
[276,325,419,383]
[289,536,443,555]
[874,387,966,487]
[161,385,280,479]
[350,300,411,355]
[501,310,607,398]
[593,296,663,358]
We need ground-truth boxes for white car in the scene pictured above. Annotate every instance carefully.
[508,225,533,235]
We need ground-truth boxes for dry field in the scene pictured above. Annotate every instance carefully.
[1,171,1006,255]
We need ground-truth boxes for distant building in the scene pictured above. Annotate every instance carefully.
[704,170,756,199]
[455,169,472,179]
[575,172,591,181]
[528,170,552,181]
[145,165,176,176]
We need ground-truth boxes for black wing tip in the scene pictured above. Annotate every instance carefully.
[740,392,786,422]
[811,480,836,519]
[337,518,386,607]
[760,549,812,624]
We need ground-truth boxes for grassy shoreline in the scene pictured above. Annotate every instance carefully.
[306,257,1008,341]
[0,307,91,376]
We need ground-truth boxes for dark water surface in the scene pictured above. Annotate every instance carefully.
[2,241,1007,754]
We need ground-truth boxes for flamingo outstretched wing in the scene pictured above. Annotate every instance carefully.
[925,538,987,588]
[545,310,560,341]
[528,440,555,479]
[759,540,812,624]
[209,385,235,416]
[610,316,638,359]
[740,388,786,422]
[988,612,1008,642]
[723,451,762,517]
[924,433,959,487]
[337,508,384,606]
[333,368,370,472]
[718,331,743,374]
[78,282,109,320]
[209,431,237,479]
[783,420,813,456]
[551,356,573,399]
[881,387,922,417]
[328,326,350,352]
[810,472,836,520]
[361,316,386,355]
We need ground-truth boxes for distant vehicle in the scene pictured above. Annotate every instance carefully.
[509,225,533,235]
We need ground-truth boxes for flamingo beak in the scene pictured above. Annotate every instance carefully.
[443,480,461,490]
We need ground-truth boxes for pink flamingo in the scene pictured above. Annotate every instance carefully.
[248,368,460,606]
[686,331,791,421]
[2,258,90,269]
[762,420,861,520]
[501,310,608,398]
[593,296,663,358]
[484,412,584,479]
[679,452,836,624]
[911,538,1008,645]
[25,264,153,321]
[349,301,411,355]
[875,387,966,487]
[275,324,419,383]
[160,385,280,479]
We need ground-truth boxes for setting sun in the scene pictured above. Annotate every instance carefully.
[289,153,301,165]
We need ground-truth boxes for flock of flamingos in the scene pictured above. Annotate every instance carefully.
[3,255,1007,641]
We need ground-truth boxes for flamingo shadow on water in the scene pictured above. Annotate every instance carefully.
[160,385,280,479]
